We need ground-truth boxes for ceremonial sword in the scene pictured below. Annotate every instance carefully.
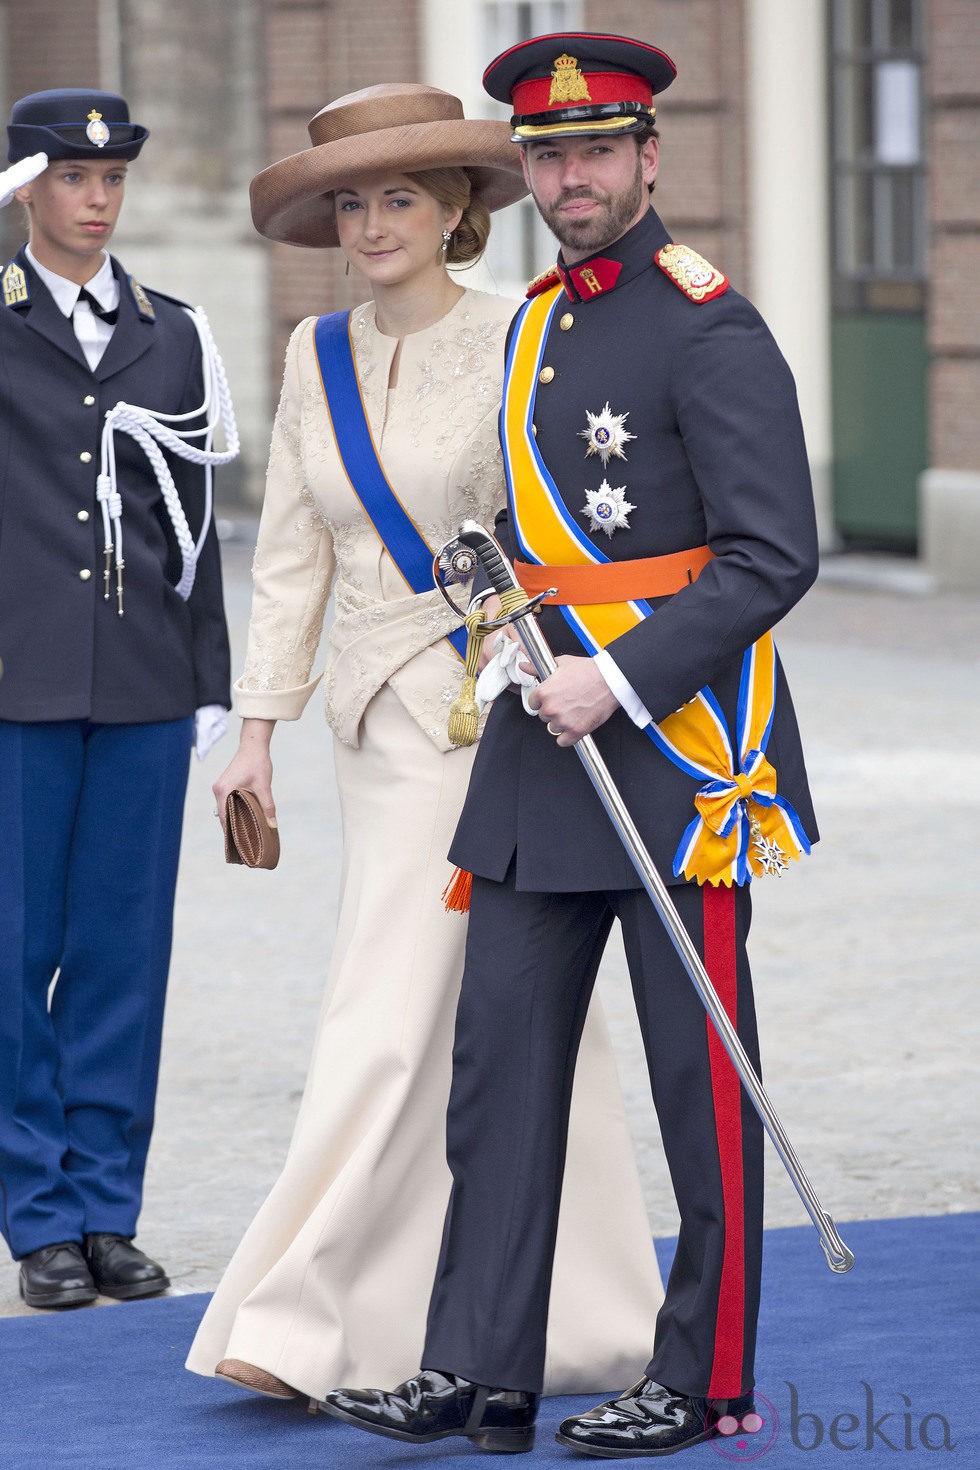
[435,520,854,1275]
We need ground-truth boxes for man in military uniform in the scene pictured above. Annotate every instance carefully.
[320,33,819,1458]
[0,90,232,1309]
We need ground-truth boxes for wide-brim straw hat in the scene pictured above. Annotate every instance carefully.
[251,82,528,248]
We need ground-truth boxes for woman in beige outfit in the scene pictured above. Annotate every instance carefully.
[186,84,663,1404]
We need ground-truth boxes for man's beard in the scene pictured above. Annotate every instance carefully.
[532,161,646,256]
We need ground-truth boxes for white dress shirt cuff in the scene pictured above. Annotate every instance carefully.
[592,649,653,729]
[194,704,228,760]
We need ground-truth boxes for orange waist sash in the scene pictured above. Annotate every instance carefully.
[514,545,714,605]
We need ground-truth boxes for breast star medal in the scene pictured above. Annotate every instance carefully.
[582,479,636,538]
[579,402,635,466]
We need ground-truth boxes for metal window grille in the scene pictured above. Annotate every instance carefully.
[830,0,926,311]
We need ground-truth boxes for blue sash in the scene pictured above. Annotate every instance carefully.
[313,311,466,660]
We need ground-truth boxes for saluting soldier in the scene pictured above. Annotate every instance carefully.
[0,90,235,1310]
[319,31,820,1460]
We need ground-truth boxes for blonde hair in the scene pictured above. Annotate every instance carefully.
[409,166,491,266]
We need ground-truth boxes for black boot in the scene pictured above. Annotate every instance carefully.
[556,1378,757,1457]
[319,1369,538,1454]
[83,1234,170,1300]
[18,1242,97,1309]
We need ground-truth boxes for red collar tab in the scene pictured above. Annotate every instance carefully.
[525,265,562,299]
[558,256,623,301]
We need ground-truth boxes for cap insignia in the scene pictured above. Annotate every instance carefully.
[128,275,155,320]
[549,54,592,106]
[2,261,29,308]
[86,109,110,148]
[656,243,729,303]
[581,480,636,538]
[580,403,635,467]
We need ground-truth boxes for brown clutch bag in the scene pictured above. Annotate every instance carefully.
[223,789,280,870]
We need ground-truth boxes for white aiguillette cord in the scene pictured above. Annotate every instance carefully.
[96,307,240,614]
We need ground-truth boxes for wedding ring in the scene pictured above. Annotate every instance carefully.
[546,722,562,737]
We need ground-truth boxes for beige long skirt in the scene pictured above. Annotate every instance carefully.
[186,685,663,1398]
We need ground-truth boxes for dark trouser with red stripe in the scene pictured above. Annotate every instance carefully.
[422,870,762,1400]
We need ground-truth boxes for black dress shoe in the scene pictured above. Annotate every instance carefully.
[319,1369,538,1454]
[556,1378,756,1457]
[18,1242,97,1309]
[83,1233,170,1300]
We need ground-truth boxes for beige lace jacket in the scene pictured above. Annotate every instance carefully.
[236,289,517,752]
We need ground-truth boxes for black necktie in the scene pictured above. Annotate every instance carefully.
[76,287,118,325]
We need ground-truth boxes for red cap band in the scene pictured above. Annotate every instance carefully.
[511,69,652,117]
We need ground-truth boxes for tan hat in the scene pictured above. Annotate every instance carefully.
[250,82,528,248]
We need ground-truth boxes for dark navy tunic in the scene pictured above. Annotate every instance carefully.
[450,207,818,889]
[0,248,230,722]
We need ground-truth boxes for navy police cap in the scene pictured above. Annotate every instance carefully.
[7,89,148,164]
[483,32,676,141]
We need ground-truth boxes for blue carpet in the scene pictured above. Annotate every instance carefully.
[0,1215,974,1468]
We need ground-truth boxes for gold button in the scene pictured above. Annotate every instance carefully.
[77,509,90,522]
[559,313,574,330]
[79,568,92,580]
[538,366,555,384]
[83,394,96,406]
[79,451,92,464]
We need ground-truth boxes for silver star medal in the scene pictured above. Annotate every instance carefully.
[579,402,635,466]
[749,817,788,876]
[582,479,636,538]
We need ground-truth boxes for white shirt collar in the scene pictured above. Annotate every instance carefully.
[25,246,119,318]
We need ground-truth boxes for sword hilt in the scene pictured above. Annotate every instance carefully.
[457,520,520,598]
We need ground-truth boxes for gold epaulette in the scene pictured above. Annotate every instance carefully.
[655,243,729,304]
[525,265,561,299]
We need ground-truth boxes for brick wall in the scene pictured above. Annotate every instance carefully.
[926,0,980,474]
[585,0,749,290]
[263,0,422,384]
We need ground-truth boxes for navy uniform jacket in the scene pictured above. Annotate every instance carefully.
[0,248,230,723]
[450,207,819,890]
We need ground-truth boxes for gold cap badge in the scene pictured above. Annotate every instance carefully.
[549,54,592,106]
[86,109,110,148]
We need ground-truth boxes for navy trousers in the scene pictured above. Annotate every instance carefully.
[0,717,192,1258]
[423,869,763,1401]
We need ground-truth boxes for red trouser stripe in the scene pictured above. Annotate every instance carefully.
[703,883,745,1398]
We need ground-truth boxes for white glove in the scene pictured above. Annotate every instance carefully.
[0,152,48,208]
[194,704,228,760]
[475,632,540,716]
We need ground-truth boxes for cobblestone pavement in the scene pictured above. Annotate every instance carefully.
[2,537,978,1316]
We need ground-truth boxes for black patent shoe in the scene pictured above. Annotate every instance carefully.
[18,1241,97,1309]
[556,1378,756,1457]
[83,1233,170,1300]
[319,1369,539,1454]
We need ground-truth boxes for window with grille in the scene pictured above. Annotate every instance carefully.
[830,0,926,312]
[478,0,584,289]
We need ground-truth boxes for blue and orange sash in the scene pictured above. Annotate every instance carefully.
[313,311,466,661]
[500,285,810,886]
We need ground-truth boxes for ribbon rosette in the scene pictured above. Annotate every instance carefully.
[656,634,811,886]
